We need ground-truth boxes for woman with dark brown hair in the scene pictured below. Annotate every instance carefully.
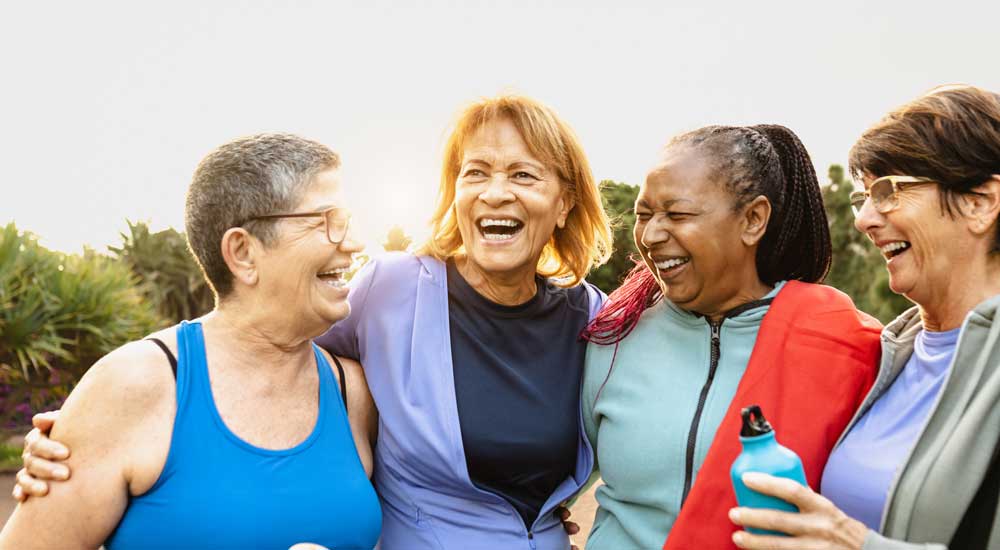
[730,85,1000,549]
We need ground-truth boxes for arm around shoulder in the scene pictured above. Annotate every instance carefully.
[0,340,176,550]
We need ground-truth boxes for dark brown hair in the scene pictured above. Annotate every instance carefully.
[849,85,1000,251]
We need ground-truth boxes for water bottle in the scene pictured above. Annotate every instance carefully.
[730,404,808,535]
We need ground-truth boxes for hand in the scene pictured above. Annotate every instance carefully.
[728,472,869,550]
[556,505,581,550]
[12,410,70,502]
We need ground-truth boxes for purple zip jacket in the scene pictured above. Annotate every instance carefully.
[316,253,604,550]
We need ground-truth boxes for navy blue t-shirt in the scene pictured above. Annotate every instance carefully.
[447,260,591,529]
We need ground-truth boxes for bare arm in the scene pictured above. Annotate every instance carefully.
[1,341,174,549]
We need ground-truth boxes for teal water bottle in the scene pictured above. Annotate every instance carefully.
[730,405,807,535]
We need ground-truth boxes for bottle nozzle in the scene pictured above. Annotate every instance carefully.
[740,404,774,437]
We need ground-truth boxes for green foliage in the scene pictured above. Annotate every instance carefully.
[823,165,912,323]
[382,225,413,252]
[0,222,163,428]
[109,221,215,323]
[0,442,20,472]
[587,180,640,293]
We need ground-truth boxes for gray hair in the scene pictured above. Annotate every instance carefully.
[184,133,341,299]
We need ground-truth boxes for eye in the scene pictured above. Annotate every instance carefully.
[462,168,487,179]
[667,212,693,220]
[635,210,652,221]
[512,171,540,182]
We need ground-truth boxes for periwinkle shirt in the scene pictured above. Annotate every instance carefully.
[446,259,588,529]
[822,327,960,531]
[316,253,604,549]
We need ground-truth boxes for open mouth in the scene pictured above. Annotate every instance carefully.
[317,267,349,288]
[880,241,911,260]
[652,255,690,276]
[477,217,524,242]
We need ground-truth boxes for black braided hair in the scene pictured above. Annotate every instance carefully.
[670,124,832,284]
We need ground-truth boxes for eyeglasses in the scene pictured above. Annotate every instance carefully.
[242,207,351,244]
[849,175,936,216]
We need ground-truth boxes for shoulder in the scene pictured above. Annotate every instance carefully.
[50,337,176,447]
[548,279,605,318]
[774,282,883,336]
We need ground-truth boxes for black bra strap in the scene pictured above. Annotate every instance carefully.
[329,354,349,415]
[146,338,177,379]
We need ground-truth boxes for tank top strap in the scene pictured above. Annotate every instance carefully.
[311,344,345,425]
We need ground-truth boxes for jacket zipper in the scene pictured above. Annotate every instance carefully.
[681,319,722,505]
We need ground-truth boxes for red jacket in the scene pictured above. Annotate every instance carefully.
[663,281,881,550]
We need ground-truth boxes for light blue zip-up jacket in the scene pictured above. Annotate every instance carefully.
[316,253,605,550]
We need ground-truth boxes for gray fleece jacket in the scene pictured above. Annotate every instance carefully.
[830,293,1000,550]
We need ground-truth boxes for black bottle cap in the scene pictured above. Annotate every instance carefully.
[740,404,774,437]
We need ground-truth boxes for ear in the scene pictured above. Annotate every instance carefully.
[220,228,260,288]
[741,195,772,247]
[555,188,575,229]
[962,175,1000,237]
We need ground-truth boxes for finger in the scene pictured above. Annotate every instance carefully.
[12,482,25,502]
[559,507,571,520]
[729,507,809,536]
[16,467,49,497]
[24,452,70,481]
[24,429,70,461]
[742,472,818,509]
[571,546,579,550]
[31,410,60,433]
[733,530,820,550]
[563,521,580,535]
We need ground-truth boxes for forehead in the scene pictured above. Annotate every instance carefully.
[640,149,723,201]
[460,118,540,163]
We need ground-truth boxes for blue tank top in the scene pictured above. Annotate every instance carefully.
[106,321,381,550]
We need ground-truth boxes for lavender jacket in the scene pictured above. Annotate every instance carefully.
[315,253,605,550]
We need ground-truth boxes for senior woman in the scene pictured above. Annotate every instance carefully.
[0,134,381,549]
[728,86,1000,549]
[312,95,611,549]
[576,124,882,549]
[12,96,610,550]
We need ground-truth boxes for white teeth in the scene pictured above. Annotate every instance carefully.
[880,242,910,254]
[479,218,521,228]
[654,257,690,270]
[317,267,349,276]
[483,232,516,241]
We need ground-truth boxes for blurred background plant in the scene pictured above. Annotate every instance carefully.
[109,220,215,323]
[0,222,163,430]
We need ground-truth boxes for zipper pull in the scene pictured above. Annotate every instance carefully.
[711,321,721,343]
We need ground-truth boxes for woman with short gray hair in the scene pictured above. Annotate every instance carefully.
[1,133,382,549]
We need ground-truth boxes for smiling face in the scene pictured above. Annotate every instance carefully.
[254,168,363,328]
[634,148,765,317]
[454,118,571,282]
[853,175,971,304]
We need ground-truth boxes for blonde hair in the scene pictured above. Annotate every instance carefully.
[419,95,612,286]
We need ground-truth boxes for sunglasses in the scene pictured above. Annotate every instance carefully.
[849,176,936,216]
[241,207,351,244]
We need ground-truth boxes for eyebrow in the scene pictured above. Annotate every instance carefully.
[462,157,546,172]
[635,198,691,209]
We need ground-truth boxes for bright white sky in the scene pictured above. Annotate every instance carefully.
[2,1,998,254]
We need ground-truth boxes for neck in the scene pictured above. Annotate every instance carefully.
[455,256,538,306]
[697,276,773,323]
[918,254,1000,331]
[203,299,316,380]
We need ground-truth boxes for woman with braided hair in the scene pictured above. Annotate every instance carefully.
[576,124,881,549]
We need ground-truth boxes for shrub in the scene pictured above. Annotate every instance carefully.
[109,221,215,324]
[0,223,164,428]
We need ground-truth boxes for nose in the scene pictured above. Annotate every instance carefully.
[336,226,365,255]
[640,215,670,249]
[853,198,885,236]
[479,174,516,207]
